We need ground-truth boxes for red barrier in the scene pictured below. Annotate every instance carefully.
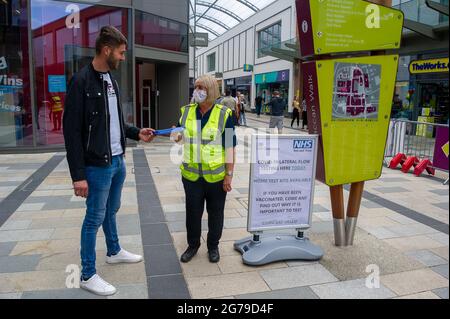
[414,159,435,176]
[389,153,406,169]
[401,156,419,173]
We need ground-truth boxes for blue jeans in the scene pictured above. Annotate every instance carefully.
[240,112,247,126]
[81,155,126,279]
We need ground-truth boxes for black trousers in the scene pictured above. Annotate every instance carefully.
[302,111,308,128]
[291,108,300,127]
[182,177,227,250]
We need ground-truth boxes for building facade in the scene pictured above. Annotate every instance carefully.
[193,0,297,114]
[0,0,190,152]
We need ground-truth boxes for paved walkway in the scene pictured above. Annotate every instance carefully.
[0,113,448,299]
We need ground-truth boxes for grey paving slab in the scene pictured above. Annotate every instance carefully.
[0,155,64,227]
[379,177,410,183]
[165,212,186,222]
[0,255,41,273]
[373,187,410,194]
[361,201,383,209]
[0,229,54,242]
[430,264,449,279]
[42,200,85,210]
[21,288,106,299]
[259,264,338,290]
[141,223,172,246]
[144,244,182,276]
[224,218,247,229]
[0,242,17,256]
[429,189,449,196]
[116,215,141,236]
[432,202,449,211]
[405,250,448,267]
[310,279,397,299]
[107,284,148,299]
[147,274,190,299]
[235,188,248,194]
[313,204,329,212]
[235,287,319,299]
[0,181,22,187]
[432,287,449,299]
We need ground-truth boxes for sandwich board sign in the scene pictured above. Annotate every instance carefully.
[234,135,323,265]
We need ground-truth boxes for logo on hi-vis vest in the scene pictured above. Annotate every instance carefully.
[293,140,313,150]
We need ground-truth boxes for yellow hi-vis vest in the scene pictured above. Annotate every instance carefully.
[179,103,232,183]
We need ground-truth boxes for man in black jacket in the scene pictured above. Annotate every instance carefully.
[63,26,154,296]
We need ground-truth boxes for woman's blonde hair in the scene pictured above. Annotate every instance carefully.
[195,74,220,105]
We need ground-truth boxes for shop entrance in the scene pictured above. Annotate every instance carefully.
[136,60,157,129]
[415,81,449,124]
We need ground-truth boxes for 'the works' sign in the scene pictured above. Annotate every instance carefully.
[409,58,449,74]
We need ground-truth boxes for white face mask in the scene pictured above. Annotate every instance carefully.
[193,89,207,103]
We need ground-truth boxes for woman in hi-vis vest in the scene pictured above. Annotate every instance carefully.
[172,74,237,263]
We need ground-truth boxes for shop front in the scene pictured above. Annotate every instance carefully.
[0,0,189,153]
[255,69,290,114]
[224,75,252,100]
[393,53,449,125]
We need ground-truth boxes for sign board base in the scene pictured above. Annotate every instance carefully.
[234,235,323,266]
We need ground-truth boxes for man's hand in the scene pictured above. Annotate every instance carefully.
[139,128,155,143]
[223,176,232,192]
[73,180,89,198]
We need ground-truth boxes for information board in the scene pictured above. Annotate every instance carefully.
[248,135,318,232]
[296,0,404,56]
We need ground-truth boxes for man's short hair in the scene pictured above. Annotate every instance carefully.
[95,26,128,55]
[273,91,280,96]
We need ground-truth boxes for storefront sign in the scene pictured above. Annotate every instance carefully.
[296,0,403,56]
[243,64,253,72]
[0,56,7,70]
[225,78,235,86]
[409,58,449,74]
[48,75,67,93]
[303,54,399,185]
[248,135,318,231]
[433,127,449,171]
[255,70,290,84]
[189,32,209,47]
[215,72,223,78]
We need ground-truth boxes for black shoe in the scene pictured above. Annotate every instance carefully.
[180,246,199,263]
[208,248,220,263]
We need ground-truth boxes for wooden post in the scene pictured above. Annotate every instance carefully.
[345,181,365,245]
[330,185,346,246]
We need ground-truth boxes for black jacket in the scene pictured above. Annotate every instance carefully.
[268,97,286,116]
[63,63,140,182]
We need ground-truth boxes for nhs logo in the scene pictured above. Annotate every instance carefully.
[293,139,313,150]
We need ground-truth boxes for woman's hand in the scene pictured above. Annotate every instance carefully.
[170,126,183,143]
[223,176,232,192]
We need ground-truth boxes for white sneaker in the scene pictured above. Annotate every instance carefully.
[106,249,143,264]
[80,274,117,296]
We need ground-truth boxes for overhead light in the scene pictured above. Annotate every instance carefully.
[1,0,8,4]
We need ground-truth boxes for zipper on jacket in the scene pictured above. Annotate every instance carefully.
[87,125,92,151]
[103,80,112,163]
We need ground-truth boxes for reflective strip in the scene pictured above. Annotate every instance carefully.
[180,106,191,127]
[217,106,228,134]
[182,163,225,176]
[185,137,222,145]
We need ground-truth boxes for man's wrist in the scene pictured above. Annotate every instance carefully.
[226,171,233,177]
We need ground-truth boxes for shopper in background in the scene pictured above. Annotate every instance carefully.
[239,94,247,126]
[291,95,300,128]
[267,91,286,134]
[221,90,238,126]
[255,94,263,118]
[301,98,308,130]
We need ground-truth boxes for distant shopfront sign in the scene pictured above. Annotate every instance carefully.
[48,75,67,93]
[255,70,290,84]
[409,58,449,74]
[189,32,209,47]
[243,64,253,72]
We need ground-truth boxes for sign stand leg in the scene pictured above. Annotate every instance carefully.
[345,181,364,246]
[330,185,346,246]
